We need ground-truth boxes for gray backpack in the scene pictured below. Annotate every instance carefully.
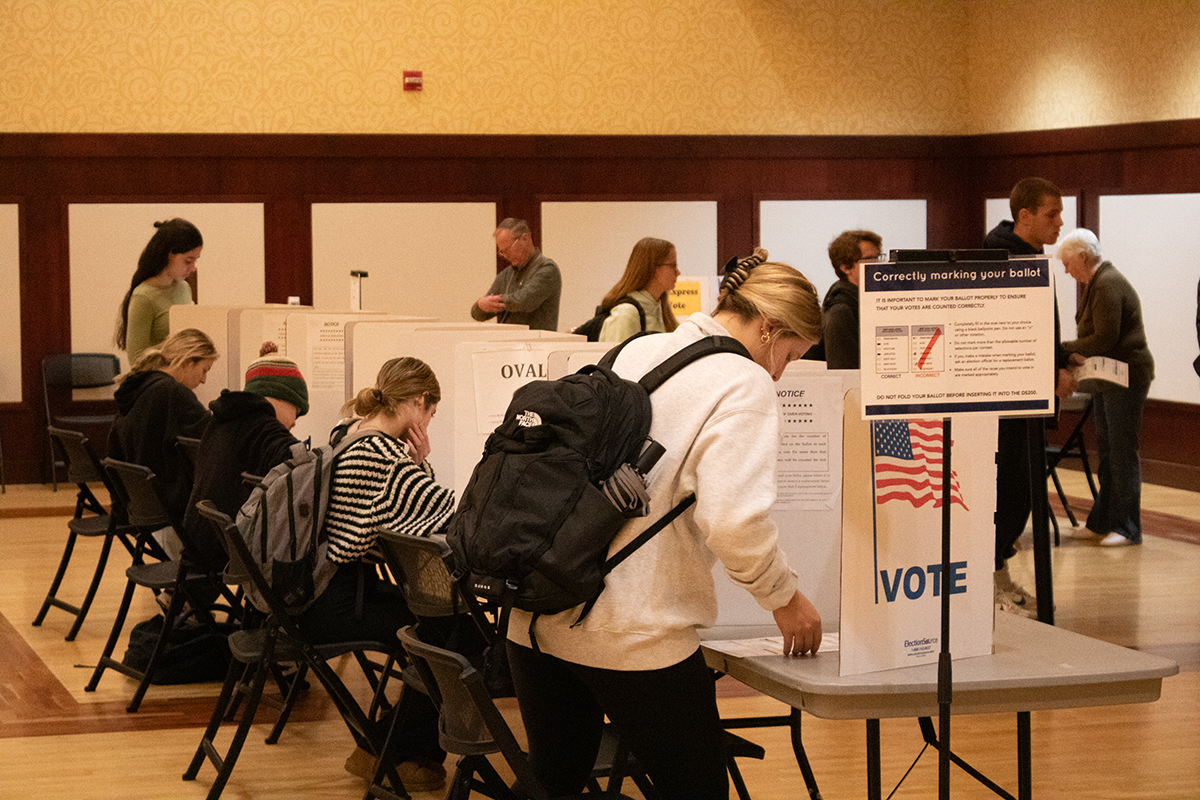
[234,429,379,614]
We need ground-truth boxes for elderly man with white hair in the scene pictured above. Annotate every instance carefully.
[1059,228,1155,547]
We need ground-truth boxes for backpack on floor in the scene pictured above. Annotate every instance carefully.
[447,334,751,629]
[572,296,646,342]
[234,429,380,614]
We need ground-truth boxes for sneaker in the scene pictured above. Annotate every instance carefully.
[1068,527,1104,542]
[395,759,447,793]
[995,585,1037,618]
[1100,532,1136,547]
[995,564,1036,609]
[343,747,377,781]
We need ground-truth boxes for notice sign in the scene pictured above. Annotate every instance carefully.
[859,256,1056,419]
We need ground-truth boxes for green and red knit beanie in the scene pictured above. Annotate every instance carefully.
[244,344,309,417]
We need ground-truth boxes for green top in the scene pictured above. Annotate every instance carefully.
[127,280,193,363]
[598,289,666,343]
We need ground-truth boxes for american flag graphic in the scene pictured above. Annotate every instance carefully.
[872,419,967,510]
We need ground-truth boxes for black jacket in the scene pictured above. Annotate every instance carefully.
[183,390,299,570]
[821,278,860,369]
[108,370,211,526]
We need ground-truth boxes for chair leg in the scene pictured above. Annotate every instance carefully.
[66,532,116,641]
[85,576,139,692]
[264,662,309,745]
[184,651,274,800]
[32,531,80,627]
[127,585,188,712]
[1049,467,1078,527]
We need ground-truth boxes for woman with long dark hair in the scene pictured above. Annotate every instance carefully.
[115,218,203,362]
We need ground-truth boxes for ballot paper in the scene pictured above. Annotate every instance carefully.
[704,632,840,658]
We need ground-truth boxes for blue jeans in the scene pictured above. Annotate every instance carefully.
[1087,384,1149,543]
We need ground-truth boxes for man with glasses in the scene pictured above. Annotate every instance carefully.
[820,229,882,370]
[471,217,562,331]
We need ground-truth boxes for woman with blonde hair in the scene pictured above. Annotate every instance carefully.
[108,328,218,552]
[597,236,681,342]
[507,248,824,799]
[115,218,203,362]
[300,356,455,793]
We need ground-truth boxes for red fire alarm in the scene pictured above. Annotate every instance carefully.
[403,71,423,92]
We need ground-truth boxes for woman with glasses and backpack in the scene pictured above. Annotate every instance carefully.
[596,236,681,343]
[506,248,824,800]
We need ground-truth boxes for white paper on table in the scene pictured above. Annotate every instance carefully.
[704,632,840,658]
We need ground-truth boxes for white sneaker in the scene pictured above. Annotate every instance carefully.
[995,586,1037,618]
[1099,532,1136,547]
[995,564,1036,608]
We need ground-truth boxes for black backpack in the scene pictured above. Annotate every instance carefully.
[447,333,751,632]
[573,296,646,342]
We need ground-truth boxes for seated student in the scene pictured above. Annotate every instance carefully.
[182,343,309,572]
[108,328,217,559]
[298,357,456,793]
[598,237,681,343]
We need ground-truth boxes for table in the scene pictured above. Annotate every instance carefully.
[703,614,1179,799]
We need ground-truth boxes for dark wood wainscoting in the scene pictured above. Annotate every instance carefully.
[2,124,1198,487]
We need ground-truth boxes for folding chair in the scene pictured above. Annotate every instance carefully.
[186,502,412,798]
[183,501,313,800]
[84,458,240,712]
[42,352,120,489]
[395,625,636,800]
[1046,393,1100,542]
[33,427,137,641]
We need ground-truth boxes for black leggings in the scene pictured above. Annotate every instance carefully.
[506,642,729,800]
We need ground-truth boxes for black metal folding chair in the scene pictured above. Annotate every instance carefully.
[42,353,120,489]
[84,458,240,712]
[185,502,411,798]
[33,427,137,640]
[395,626,637,800]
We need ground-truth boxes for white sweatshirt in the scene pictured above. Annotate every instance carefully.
[509,313,798,671]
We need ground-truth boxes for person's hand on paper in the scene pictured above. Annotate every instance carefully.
[773,590,822,656]
[1056,366,1079,398]
[477,294,506,314]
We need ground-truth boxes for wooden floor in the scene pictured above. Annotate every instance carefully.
[1,471,1198,799]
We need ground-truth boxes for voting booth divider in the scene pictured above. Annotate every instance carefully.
[349,323,581,494]
[169,304,998,679]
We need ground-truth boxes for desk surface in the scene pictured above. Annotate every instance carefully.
[703,614,1179,720]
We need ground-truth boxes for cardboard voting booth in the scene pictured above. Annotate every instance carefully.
[349,322,579,493]
[839,388,997,676]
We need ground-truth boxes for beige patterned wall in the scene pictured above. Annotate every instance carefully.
[2,0,1199,136]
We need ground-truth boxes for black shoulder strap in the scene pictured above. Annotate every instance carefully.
[613,295,647,331]
[638,335,752,394]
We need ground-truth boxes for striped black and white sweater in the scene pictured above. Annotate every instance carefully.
[324,431,455,563]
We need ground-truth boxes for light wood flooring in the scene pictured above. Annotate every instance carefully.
[1,470,1197,799]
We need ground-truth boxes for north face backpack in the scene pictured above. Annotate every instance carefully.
[234,429,381,614]
[572,296,647,342]
[447,334,751,627]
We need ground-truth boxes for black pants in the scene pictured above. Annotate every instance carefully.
[995,418,1042,571]
[507,642,728,800]
[299,563,443,764]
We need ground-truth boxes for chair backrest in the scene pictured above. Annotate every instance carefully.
[102,458,172,531]
[43,353,120,391]
[377,532,461,619]
[48,426,123,516]
[42,353,121,426]
[48,426,105,486]
[196,500,306,640]
[398,626,550,799]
